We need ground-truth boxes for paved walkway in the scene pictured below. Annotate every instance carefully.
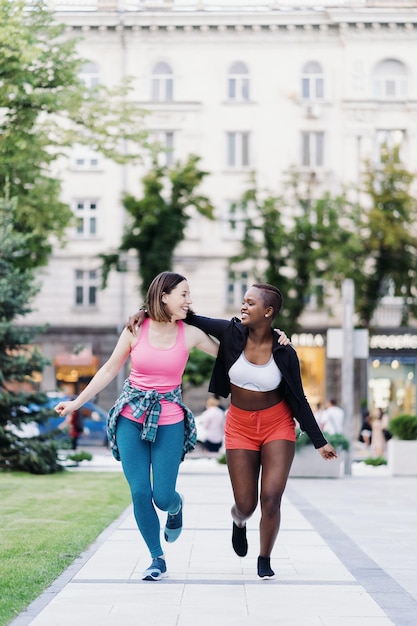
[10,452,417,626]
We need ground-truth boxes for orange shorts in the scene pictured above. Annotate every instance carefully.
[225,401,296,451]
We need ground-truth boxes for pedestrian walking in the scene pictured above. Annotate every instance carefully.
[196,395,225,453]
[129,282,337,579]
[59,405,83,450]
[322,398,344,435]
[54,272,220,581]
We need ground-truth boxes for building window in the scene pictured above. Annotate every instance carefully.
[74,200,98,237]
[301,61,324,100]
[301,131,324,167]
[375,129,405,162]
[72,144,100,170]
[164,132,174,166]
[227,271,249,309]
[305,283,324,309]
[220,200,246,239]
[150,131,175,166]
[79,62,99,89]
[227,132,250,168]
[152,62,173,102]
[227,61,250,102]
[184,205,202,239]
[372,59,407,99]
[75,270,98,307]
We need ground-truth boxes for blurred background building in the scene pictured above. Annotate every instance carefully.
[25,0,417,417]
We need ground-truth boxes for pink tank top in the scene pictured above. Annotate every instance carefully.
[120,318,189,425]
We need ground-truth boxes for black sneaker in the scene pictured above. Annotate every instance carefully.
[232,522,248,557]
[257,556,275,579]
[164,493,184,542]
[142,557,168,581]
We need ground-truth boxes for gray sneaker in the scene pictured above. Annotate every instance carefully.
[164,493,184,543]
[142,557,168,581]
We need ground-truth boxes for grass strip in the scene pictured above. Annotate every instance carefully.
[0,470,131,626]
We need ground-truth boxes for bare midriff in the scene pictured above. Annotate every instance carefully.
[230,383,284,412]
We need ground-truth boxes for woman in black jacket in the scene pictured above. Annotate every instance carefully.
[129,282,337,579]
[185,283,337,579]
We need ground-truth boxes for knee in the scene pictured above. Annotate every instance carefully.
[235,500,257,520]
[260,491,283,517]
[153,489,177,512]
[130,483,151,508]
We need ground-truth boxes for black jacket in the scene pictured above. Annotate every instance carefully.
[187,313,327,449]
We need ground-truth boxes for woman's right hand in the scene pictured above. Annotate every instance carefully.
[55,400,77,418]
[317,443,338,460]
[126,309,146,334]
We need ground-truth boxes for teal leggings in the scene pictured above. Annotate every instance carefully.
[116,416,184,558]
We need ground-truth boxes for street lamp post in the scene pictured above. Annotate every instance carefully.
[342,279,354,475]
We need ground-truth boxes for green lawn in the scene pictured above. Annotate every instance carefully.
[0,470,131,626]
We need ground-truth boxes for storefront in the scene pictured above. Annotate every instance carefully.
[368,331,417,417]
[290,329,417,420]
[53,349,99,396]
[291,332,326,410]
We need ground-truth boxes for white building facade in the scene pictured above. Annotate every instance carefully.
[25,0,417,415]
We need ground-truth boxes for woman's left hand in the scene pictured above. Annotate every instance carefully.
[318,443,338,460]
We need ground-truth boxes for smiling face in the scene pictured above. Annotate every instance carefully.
[146,271,191,322]
[162,280,192,321]
[240,286,272,326]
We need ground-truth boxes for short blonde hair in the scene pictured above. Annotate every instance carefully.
[146,271,187,322]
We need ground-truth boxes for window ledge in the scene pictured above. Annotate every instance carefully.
[70,236,102,241]
[222,167,252,174]
[69,167,104,173]
[222,100,255,105]
[72,307,100,313]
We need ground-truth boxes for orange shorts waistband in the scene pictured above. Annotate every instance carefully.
[225,402,296,451]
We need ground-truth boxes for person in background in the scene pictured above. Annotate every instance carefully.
[59,405,83,450]
[370,407,390,458]
[313,402,325,430]
[128,282,337,580]
[358,409,372,448]
[54,272,220,582]
[197,395,225,453]
[321,398,344,435]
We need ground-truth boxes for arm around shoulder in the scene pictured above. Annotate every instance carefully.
[185,312,230,339]
[185,324,219,357]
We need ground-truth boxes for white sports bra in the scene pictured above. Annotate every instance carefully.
[229,352,282,392]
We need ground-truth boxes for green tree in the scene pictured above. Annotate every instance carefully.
[357,145,417,326]
[182,349,216,397]
[0,192,62,474]
[230,172,362,334]
[101,154,215,297]
[0,0,147,270]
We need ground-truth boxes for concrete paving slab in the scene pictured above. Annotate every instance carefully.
[9,454,417,626]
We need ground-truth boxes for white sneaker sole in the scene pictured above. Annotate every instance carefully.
[142,570,168,581]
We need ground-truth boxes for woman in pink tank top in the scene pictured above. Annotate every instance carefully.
[54,272,219,581]
[127,284,335,581]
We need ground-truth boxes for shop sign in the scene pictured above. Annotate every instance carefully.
[291,333,325,348]
[370,333,417,351]
[327,328,369,359]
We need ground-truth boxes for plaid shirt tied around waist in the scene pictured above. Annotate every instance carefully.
[106,378,196,461]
